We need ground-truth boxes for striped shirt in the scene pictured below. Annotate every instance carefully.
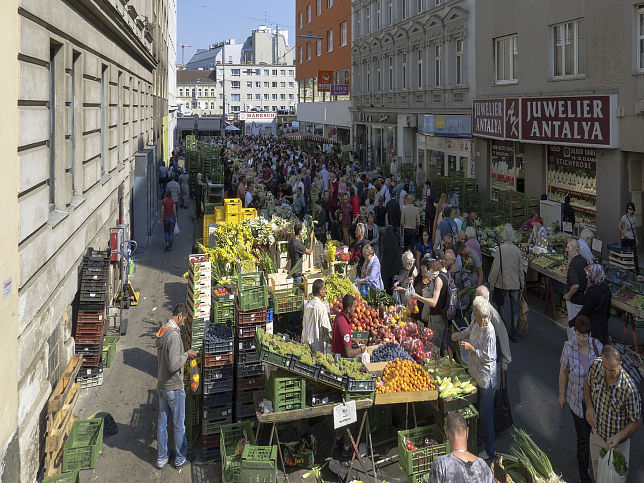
[586,358,642,440]
[560,337,602,418]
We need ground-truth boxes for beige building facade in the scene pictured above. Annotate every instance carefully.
[1,0,167,479]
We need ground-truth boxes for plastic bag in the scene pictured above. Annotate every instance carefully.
[174,222,180,235]
[597,449,628,483]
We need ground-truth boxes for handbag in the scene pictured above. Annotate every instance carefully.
[494,372,513,433]
[518,291,529,333]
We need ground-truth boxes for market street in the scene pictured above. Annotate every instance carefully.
[73,196,644,482]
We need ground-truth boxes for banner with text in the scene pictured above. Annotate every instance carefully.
[317,70,333,92]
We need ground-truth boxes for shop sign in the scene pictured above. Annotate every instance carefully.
[239,112,277,121]
[547,145,596,171]
[331,84,349,95]
[473,95,616,147]
[418,114,471,138]
[521,96,612,146]
[353,112,395,124]
[318,70,333,91]
[472,99,504,138]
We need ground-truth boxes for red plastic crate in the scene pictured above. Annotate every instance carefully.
[236,375,265,391]
[237,307,268,326]
[203,352,234,368]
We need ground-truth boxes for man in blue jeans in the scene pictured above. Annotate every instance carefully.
[155,304,197,469]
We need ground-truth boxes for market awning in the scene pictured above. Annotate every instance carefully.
[282,132,340,144]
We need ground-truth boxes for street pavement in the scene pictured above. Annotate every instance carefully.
[74,198,644,482]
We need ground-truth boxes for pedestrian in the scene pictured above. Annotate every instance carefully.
[577,264,612,344]
[364,212,380,256]
[293,186,306,220]
[158,162,169,199]
[411,258,449,355]
[340,194,353,245]
[155,304,197,469]
[558,316,603,483]
[584,345,642,479]
[474,285,512,374]
[178,169,190,209]
[415,228,434,272]
[288,221,314,285]
[401,194,420,252]
[356,244,384,291]
[562,196,576,228]
[301,279,332,353]
[465,226,482,261]
[193,173,204,218]
[455,240,484,287]
[578,228,594,265]
[236,175,246,200]
[452,296,497,461]
[564,239,587,324]
[415,163,426,199]
[393,251,418,306]
[160,189,176,251]
[617,202,642,280]
[429,411,494,483]
[527,215,547,245]
[488,224,524,342]
[445,249,472,317]
[166,175,181,215]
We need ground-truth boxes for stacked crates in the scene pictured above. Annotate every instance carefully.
[266,370,306,413]
[185,255,211,351]
[241,208,257,221]
[220,421,256,482]
[224,198,242,225]
[75,249,110,387]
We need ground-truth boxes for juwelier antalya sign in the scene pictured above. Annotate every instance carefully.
[472,95,616,148]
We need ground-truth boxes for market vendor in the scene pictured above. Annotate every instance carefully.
[527,215,547,245]
[288,221,314,285]
[301,279,332,353]
[331,294,366,358]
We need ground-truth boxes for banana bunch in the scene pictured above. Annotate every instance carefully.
[436,375,477,398]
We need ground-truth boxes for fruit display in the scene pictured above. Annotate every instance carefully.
[323,273,358,302]
[530,255,562,269]
[392,323,433,363]
[329,296,379,333]
[256,329,371,380]
[375,359,436,393]
[371,343,414,363]
[435,376,476,398]
[614,287,644,309]
[362,288,395,308]
[213,287,230,297]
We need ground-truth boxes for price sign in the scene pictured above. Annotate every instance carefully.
[333,401,357,429]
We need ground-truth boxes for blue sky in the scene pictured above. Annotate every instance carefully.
[177,0,296,64]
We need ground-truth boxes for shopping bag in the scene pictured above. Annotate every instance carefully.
[494,372,513,433]
[597,449,628,483]
[518,291,529,333]
[174,222,180,235]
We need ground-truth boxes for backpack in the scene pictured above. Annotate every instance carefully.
[440,272,460,321]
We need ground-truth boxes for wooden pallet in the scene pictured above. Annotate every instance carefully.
[44,354,83,478]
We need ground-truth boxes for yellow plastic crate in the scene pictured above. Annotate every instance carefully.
[214,206,225,222]
[224,198,241,215]
[241,208,257,220]
[226,213,241,224]
[203,214,217,242]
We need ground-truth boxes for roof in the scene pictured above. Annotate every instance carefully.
[176,70,217,84]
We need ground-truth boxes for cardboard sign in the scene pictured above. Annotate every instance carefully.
[562,222,573,234]
[333,400,357,429]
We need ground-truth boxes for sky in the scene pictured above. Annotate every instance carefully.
[177,0,296,64]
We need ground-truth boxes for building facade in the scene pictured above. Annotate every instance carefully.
[296,0,352,145]
[2,0,166,479]
[472,0,644,246]
[351,0,475,173]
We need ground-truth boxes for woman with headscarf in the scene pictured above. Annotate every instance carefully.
[577,264,612,344]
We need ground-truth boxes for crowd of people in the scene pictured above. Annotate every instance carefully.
[155,134,641,481]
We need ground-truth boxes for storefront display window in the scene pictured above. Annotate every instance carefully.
[547,145,597,227]
[430,150,445,177]
[490,140,516,200]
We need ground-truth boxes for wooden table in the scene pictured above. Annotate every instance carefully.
[253,391,376,482]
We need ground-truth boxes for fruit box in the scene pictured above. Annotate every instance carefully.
[397,424,449,476]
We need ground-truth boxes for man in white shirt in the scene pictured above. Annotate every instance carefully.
[301,280,332,353]
[579,228,594,265]
[320,165,330,190]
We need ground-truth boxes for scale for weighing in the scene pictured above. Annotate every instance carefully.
[108,225,137,335]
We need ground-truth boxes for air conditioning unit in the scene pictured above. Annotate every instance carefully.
[406,115,417,128]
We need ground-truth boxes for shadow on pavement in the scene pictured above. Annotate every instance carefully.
[164,281,189,311]
[122,346,158,378]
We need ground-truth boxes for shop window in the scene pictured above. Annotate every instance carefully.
[552,20,584,77]
[639,6,644,70]
[429,150,445,177]
[495,34,518,84]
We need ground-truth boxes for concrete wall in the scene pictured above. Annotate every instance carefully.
[9,0,159,479]
[297,100,352,127]
[0,1,21,481]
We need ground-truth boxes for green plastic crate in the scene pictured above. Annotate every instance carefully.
[237,272,268,311]
[212,296,236,324]
[240,445,277,483]
[220,421,256,482]
[397,424,449,476]
[102,335,118,367]
[62,418,104,472]
[266,371,306,412]
[271,287,304,314]
[43,471,80,483]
